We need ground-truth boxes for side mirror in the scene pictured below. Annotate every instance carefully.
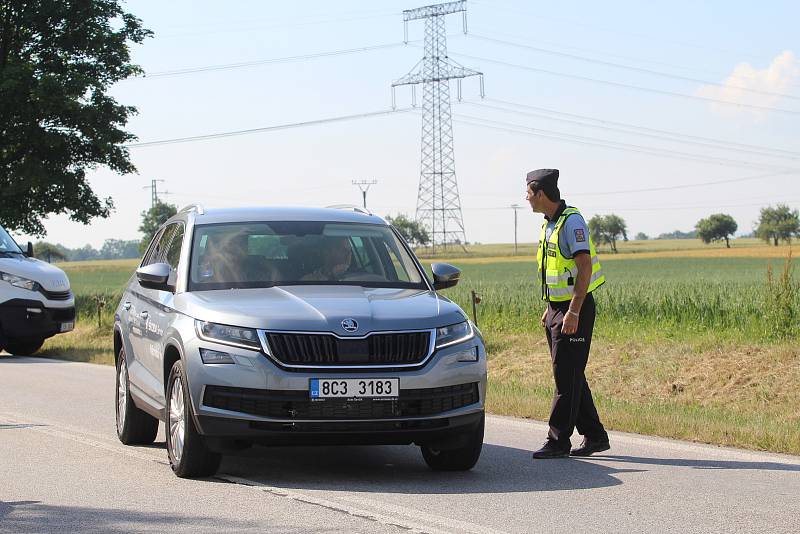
[136,262,174,292]
[431,262,461,290]
[25,242,33,258]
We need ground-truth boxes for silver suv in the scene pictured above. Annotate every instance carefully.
[114,205,487,478]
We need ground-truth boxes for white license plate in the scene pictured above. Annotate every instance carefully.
[60,321,74,332]
[310,378,399,399]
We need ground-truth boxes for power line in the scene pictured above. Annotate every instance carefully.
[158,10,399,39]
[479,97,800,160]
[453,113,799,172]
[469,25,800,90]
[468,33,800,102]
[465,100,800,162]
[469,0,774,61]
[143,42,410,79]
[445,50,800,116]
[126,108,415,148]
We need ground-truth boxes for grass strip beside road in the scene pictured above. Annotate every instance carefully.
[35,327,800,455]
[22,245,800,455]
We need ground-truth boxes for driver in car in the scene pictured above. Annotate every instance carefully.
[301,237,353,281]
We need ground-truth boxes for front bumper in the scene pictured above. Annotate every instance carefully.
[181,323,487,446]
[197,410,484,447]
[0,298,75,342]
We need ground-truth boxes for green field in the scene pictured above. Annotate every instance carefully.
[30,241,800,455]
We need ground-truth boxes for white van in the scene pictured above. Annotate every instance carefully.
[0,225,75,355]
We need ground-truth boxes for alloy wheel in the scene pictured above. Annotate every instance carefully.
[168,376,186,463]
[117,360,128,433]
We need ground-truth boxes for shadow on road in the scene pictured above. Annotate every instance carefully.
[597,455,800,472]
[216,442,644,494]
[0,500,316,534]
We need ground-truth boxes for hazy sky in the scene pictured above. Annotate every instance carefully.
[14,0,800,248]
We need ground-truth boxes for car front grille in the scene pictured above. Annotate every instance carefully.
[38,288,73,301]
[203,382,479,420]
[265,331,431,366]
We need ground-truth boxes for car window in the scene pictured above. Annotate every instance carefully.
[164,224,185,270]
[0,226,23,254]
[188,221,426,291]
[143,224,176,267]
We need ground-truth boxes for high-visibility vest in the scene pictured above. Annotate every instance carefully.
[536,207,605,302]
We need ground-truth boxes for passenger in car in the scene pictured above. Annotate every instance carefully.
[300,237,353,281]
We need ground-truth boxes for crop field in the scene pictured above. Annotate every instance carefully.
[29,240,800,454]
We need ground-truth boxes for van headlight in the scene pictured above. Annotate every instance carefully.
[195,320,261,350]
[0,271,37,291]
[435,321,474,349]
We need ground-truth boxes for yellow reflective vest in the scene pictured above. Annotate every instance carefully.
[536,207,605,302]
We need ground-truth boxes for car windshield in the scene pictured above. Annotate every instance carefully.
[188,221,427,291]
[0,226,23,256]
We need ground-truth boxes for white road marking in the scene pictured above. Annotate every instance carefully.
[0,410,509,534]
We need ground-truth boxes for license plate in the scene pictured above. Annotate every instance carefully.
[310,378,399,399]
[60,321,74,332]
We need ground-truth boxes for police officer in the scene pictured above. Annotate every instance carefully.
[526,169,610,459]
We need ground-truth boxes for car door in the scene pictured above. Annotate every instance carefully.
[128,224,177,404]
[147,222,185,403]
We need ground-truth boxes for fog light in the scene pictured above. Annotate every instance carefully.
[455,346,479,362]
[200,348,235,364]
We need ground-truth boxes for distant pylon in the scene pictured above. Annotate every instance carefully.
[143,179,167,209]
[392,1,484,252]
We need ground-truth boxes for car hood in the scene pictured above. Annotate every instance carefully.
[0,256,71,292]
[177,285,467,334]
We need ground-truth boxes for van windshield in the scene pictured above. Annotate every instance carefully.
[188,221,427,291]
[0,226,23,256]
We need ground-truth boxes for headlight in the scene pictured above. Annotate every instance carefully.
[195,320,261,350]
[435,320,474,349]
[0,271,37,291]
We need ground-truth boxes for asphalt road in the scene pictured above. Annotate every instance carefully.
[2,356,799,533]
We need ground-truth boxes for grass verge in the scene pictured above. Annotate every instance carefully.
[487,333,800,455]
[33,324,800,455]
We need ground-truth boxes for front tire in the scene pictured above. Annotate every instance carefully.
[421,413,484,471]
[116,347,159,444]
[5,337,45,356]
[166,360,221,478]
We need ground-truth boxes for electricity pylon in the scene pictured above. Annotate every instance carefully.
[392,1,484,252]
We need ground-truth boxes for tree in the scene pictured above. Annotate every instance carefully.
[385,214,430,247]
[695,213,738,248]
[635,232,649,240]
[588,214,628,253]
[756,205,800,246]
[139,202,177,252]
[0,1,151,236]
[101,238,141,259]
[32,241,66,263]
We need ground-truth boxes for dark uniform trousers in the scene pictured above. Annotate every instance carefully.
[544,292,607,446]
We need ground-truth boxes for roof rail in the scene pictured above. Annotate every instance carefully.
[179,203,205,215]
[325,204,372,216]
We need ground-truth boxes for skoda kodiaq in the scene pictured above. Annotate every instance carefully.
[114,205,487,478]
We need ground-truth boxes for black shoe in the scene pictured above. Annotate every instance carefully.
[570,438,610,457]
[532,440,570,459]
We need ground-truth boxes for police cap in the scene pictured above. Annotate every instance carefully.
[525,168,559,189]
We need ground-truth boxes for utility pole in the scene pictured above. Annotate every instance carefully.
[510,204,523,255]
[352,179,378,210]
[392,1,484,253]
[143,179,167,209]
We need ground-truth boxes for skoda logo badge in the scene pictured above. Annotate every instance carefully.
[341,318,358,333]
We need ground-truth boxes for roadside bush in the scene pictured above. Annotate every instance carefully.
[765,251,799,340]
